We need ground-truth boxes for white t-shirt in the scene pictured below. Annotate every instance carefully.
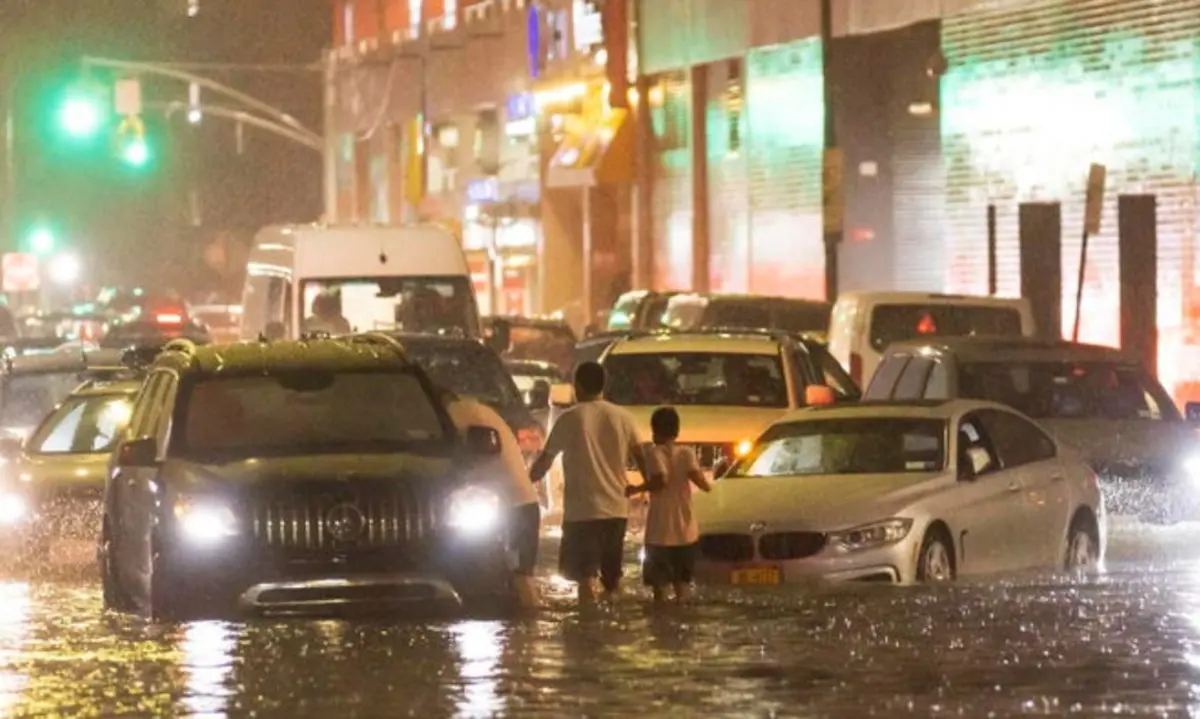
[445,398,540,508]
[644,443,702,546]
[543,399,657,522]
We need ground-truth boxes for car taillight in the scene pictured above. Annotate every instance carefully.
[517,426,544,455]
[849,352,863,385]
[154,311,184,325]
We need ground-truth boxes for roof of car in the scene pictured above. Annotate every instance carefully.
[608,331,787,356]
[4,349,125,376]
[885,337,1132,363]
[776,398,1012,423]
[671,292,831,307]
[152,336,416,375]
[382,333,490,353]
[484,316,573,330]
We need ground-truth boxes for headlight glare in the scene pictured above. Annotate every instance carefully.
[831,518,913,552]
[447,486,502,537]
[1184,454,1200,480]
[173,498,237,543]
[0,493,26,524]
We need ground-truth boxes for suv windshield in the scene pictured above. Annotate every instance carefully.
[405,345,524,412]
[605,352,788,408]
[1,373,84,432]
[177,371,446,457]
[870,304,1022,350]
[28,394,133,454]
[958,361,1178,421]
[301,277,477,338]
[735,418,946,477]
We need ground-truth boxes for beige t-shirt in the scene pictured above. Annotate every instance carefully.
[445,398,540,508]
[644,443,702,546]
[543,399,658,522]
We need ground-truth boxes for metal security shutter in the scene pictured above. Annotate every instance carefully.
[940,0,1200,387]
[746,39,826,298]
[649,71,694,290]
[706,59,751,292]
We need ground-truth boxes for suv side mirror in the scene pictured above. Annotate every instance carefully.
[549,383,574,406]
[1186,402,1200,423]
[465,426,502,456]
[0,436,22,458]
[116,437,159,468]
[526,380,551,410]
[805,384,836,406]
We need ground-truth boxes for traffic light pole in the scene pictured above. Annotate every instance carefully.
[149,102,322,151]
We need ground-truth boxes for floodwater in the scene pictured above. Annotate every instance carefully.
[3,523,1200,717]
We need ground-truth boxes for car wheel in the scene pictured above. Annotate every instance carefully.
[1064,516,1099,572]
[916,529,956,582]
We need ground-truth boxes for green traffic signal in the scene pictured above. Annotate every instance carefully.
[120,136,150,167]
[58,91,104,139]
[26,226,56,256]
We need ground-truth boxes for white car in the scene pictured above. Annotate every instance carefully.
[694,399,1105,585]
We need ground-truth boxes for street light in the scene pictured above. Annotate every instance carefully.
[58,92,104,139]
[26,226,55,256]
[48,253,80,286]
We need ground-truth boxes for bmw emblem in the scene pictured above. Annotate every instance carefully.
[326,503,366,542]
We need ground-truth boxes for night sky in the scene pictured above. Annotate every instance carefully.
[1,0,330,297]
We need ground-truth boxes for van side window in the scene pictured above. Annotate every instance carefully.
[893,358,933,400]
[863,356,910,400]
[925,360,949,399]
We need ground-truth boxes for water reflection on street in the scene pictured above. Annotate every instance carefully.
[0,522,1199,716]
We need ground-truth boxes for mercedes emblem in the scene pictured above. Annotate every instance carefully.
[325,503,365,542]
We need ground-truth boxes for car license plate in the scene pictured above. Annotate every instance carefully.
[730,566,781,586]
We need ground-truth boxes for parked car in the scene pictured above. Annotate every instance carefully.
[604,290,679,333]
[0,350,125,442]
[100,334,513,619]
[484,316,576,376]
[662,293,832,340]
[827,291,1036,387]
[694,399,1105,585]
[863,337,1195,522]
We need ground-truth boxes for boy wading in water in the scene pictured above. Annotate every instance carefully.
[627,407,712,604]
[530,362,662,604]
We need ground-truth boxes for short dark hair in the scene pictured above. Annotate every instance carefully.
[573,361,606,396]
[650,406,680,440]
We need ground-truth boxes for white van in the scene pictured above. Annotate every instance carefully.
[240,224,480,341]
[827,291,1036,386]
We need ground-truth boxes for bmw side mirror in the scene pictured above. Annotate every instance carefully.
[465,426,502,456]
[1186,401,1200,423]
[116,437,159,468]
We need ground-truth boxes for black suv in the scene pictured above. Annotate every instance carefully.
[99,334,511,619]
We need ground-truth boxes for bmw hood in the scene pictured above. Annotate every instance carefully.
[695,472,947,533]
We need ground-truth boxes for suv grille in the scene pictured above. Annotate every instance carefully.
[250,480,444,551]
[698,534,754,562]
[758,532,826,560]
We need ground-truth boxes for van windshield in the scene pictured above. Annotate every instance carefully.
[869,304,1023,351]
[301,277,478,338]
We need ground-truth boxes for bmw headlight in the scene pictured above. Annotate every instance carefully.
[447,486,502,537]
[173,498,238,543]
[830,518,913,552]
[0,493,26,525]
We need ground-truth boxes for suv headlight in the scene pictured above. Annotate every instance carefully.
[173,498,237,543]
[830,518,913,552]
[447,486,502,537]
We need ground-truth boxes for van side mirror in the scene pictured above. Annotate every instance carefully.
[526,380,551,410]
[805,384,836,406]
[116,437,158,468]
[549,383,574,406]
[465,426,502,456]
[1186,402,1200,423]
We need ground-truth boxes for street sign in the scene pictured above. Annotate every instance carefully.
[1084,163,1106,234]
[114,78,142,116]
[2,253,39,293]
[822,148,845,235]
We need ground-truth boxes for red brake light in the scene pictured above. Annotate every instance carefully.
[517,427,544,455]
[849,352,863,385]
[154,311,184,325]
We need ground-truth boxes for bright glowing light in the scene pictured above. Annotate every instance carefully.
[181,620,235,718]
[59,95,103,138]
[155,313,183,325]
[187,107,203,124]
[174,501,237,543]
[27,227,55,256]
[447,487,501,537]
[48,253,81,286]
[0,495,26,525]
[121,138,150,167]
[451,621,504,717]
[735,439,754,457]
[100,400,133,428]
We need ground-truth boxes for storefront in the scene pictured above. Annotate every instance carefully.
[462,176,541,316]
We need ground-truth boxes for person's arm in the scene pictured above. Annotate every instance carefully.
[529,417,566,482]
[684,447,713,492]
[626,443,666,496]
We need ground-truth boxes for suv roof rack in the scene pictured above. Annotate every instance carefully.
[349,331,411,358]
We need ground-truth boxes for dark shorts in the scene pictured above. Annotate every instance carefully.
[558,518,627,591]
[508,502,541,576]
[642,543,697,587]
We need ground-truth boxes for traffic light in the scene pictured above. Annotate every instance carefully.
[57,89,105,140]
[25,225,56,256]
[116,116,151,168]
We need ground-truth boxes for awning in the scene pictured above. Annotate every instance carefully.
[545,107,633,189]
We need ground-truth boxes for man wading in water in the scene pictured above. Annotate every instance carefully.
[530,361,662,603]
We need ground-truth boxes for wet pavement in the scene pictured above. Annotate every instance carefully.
[2,523,1200,717]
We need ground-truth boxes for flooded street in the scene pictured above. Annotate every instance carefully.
[0,524,1199,717]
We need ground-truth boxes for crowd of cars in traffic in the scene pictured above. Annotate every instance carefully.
[0,277,1192,618]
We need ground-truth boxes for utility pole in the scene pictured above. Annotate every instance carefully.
[820,0,843,302]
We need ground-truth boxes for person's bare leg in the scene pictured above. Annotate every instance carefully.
[651,585,667,604]
[672,582,691,603]
[577,577,596,604]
